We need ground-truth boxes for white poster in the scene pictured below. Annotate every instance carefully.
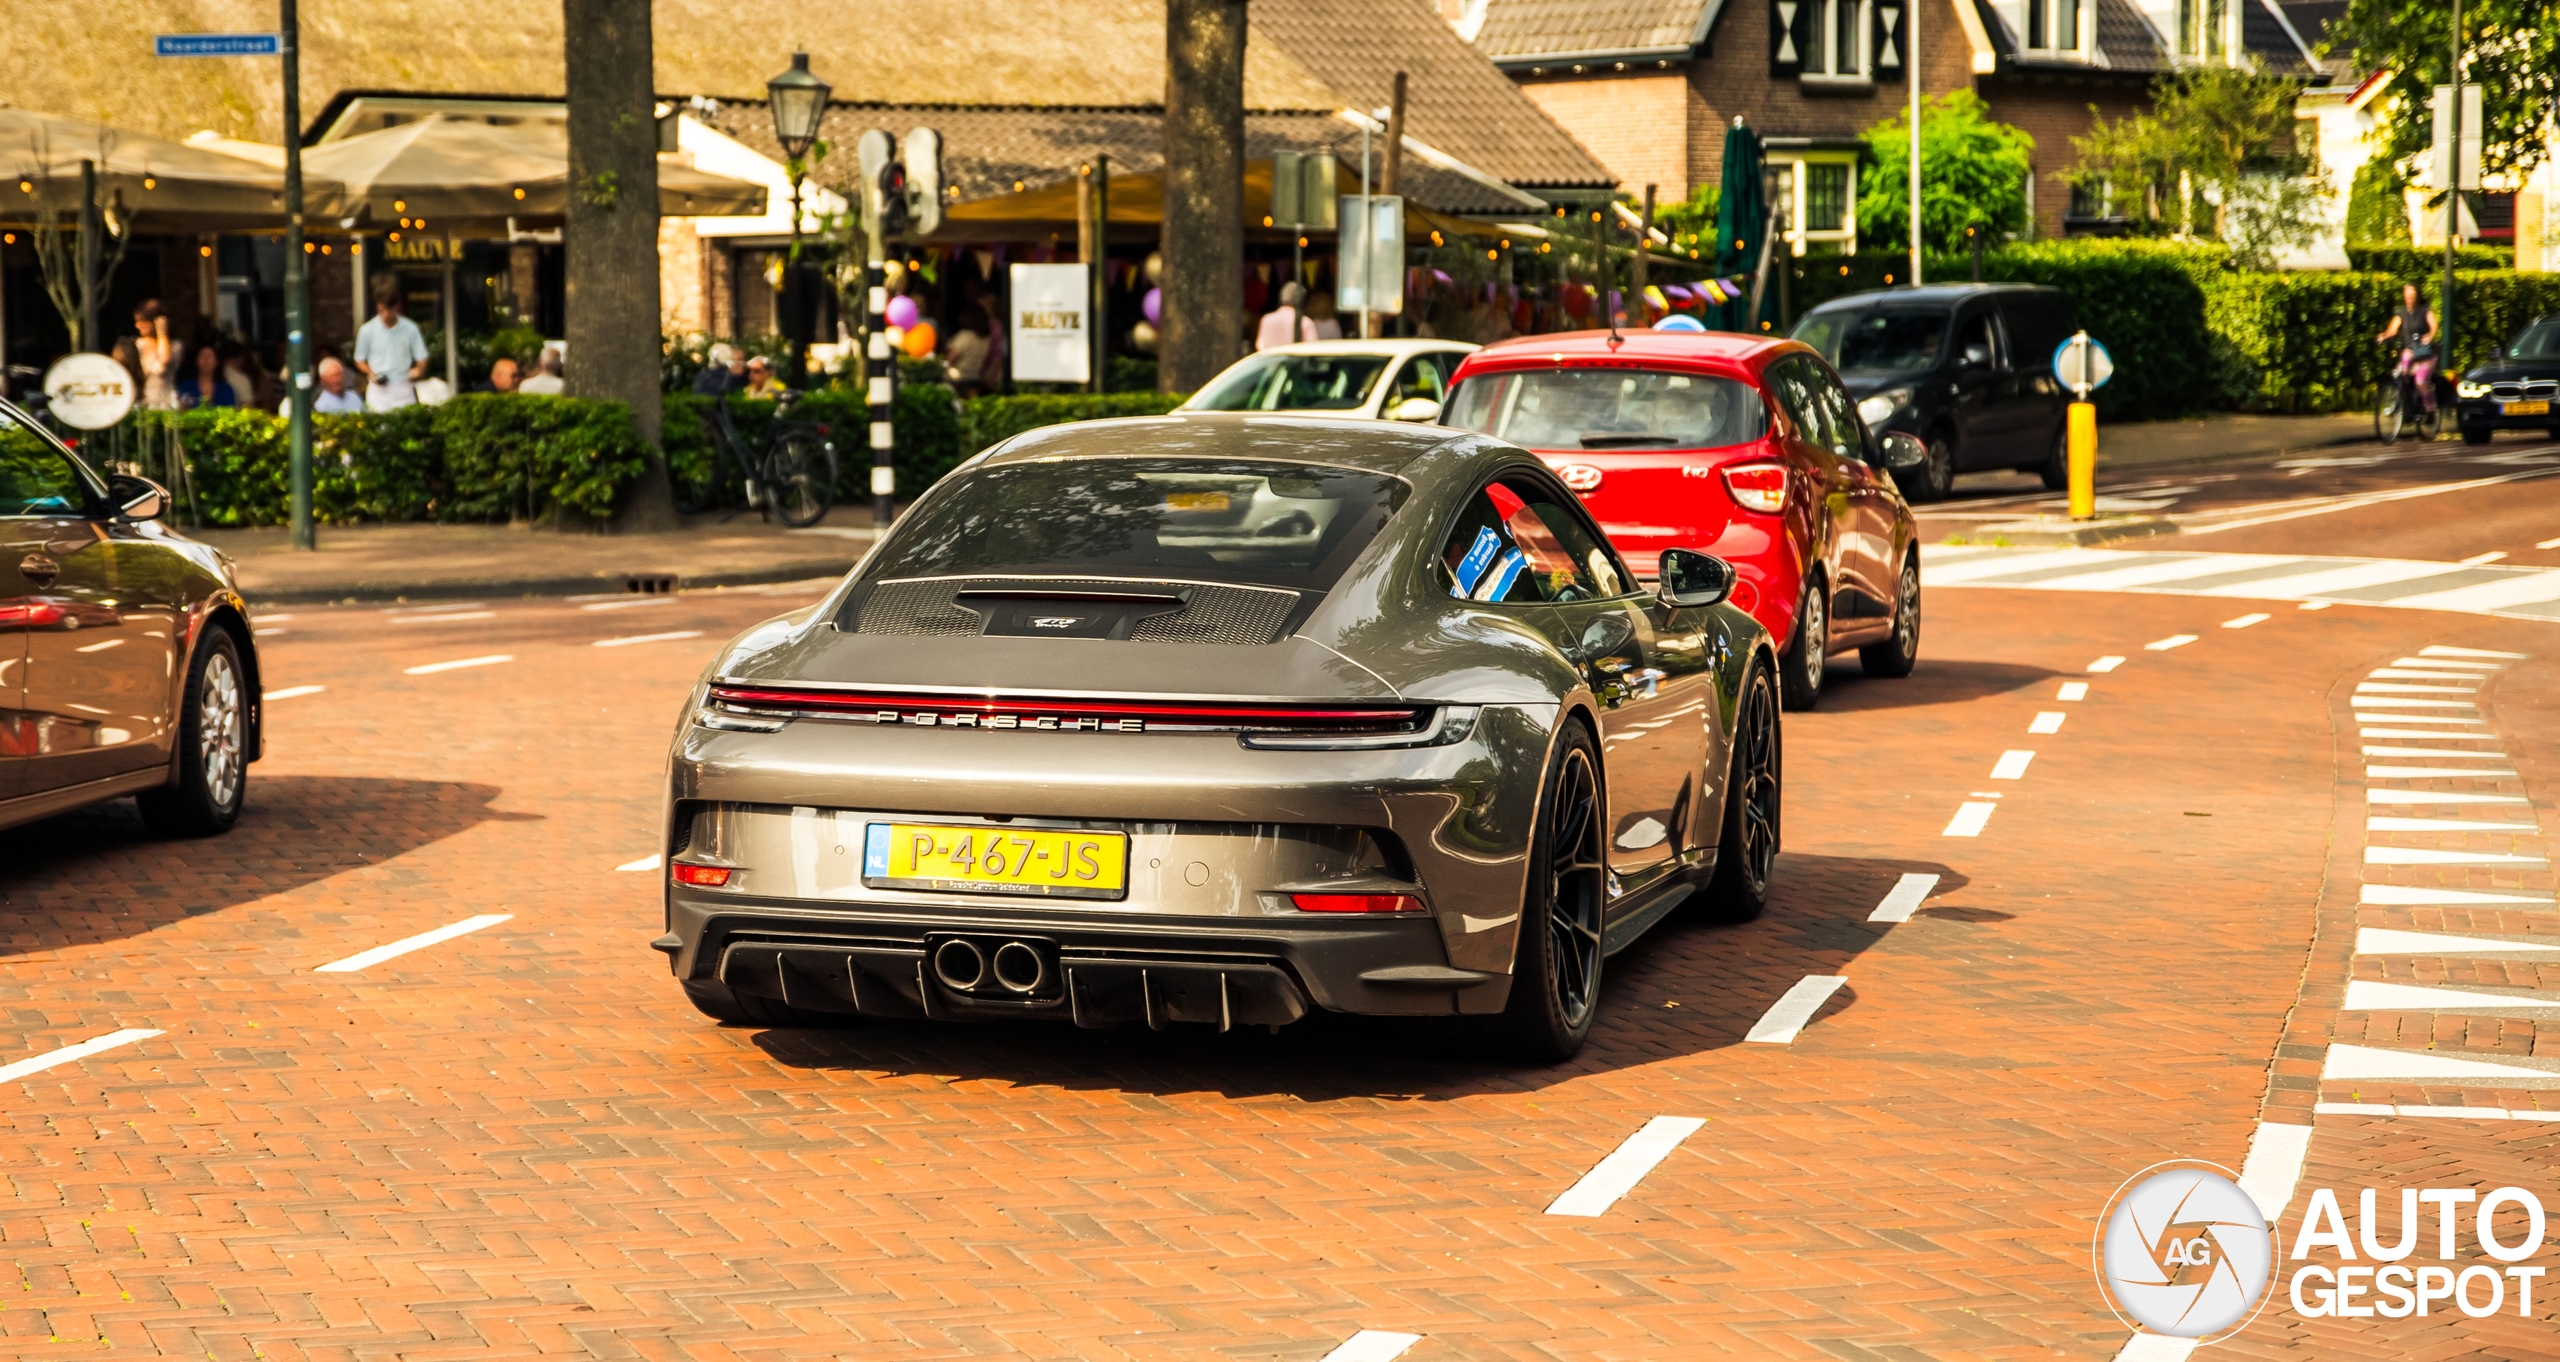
[1009,263,1090,384]
[1336,195,1406,317]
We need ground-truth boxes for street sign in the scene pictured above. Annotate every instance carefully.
[1337,194,1405,317]
[2053,332,2113,397]
[2431,85,2483,193]
[155,33,281,57]
[44,353,136,430]
[1009,263,1090,384]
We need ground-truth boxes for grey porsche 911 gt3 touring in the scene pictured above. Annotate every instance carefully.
[657,413,1781,1060]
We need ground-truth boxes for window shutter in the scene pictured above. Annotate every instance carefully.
[1771,0,1804,75]
[1876,2,1905,79]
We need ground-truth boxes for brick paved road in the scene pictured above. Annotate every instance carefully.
[3,568,2555,1358]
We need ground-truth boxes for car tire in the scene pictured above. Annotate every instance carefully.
[1779,574,1826,712]
[137,628,248,838]
[2037,424,2069,490]
[1859,554,1921,679]
[2463,425,2494,446]
[679,977,842,1029]
[1489,723,1606,1063]
[1902,433,1955,503]
[1701,660,1781,923]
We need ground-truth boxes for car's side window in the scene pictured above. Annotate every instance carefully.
[1440,474,1627,604]
[1393,355,1450,404]
[0,412,92,518]
[1767,357,1834,452]
[1808,365,1863,460]
[1955,308,2000,370]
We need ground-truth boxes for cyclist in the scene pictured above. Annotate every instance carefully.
[2375,282,2441,414]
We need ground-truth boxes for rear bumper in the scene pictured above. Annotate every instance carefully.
[663,895,1510,1026]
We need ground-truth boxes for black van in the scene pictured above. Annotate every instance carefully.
[1789,284,2078,502]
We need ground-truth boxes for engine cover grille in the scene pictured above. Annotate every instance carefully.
[853,577,1300,644]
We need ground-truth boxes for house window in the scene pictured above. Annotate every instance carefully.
[1775,156,1860,255]
[1805,164,1850,232]
[2178,0,2230,59]
[1778,0,1870,81]
[2024,0,2084,54]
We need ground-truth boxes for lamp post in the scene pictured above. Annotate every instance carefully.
[766,52,832,386]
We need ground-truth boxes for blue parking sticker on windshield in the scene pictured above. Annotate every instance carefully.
[1451,525,1504,597]
[863,824,891,879]
[1474,549,1528,602]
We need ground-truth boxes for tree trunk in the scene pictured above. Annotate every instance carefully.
[564,0,675,531]
[1160,0,1248,393]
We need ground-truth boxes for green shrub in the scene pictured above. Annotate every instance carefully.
[2439,271,2560,373]
[436,395,649,523]
[2201,271,2401,412]
[2344,160,2411,245]
[1966,240,2226,420]
[2346,244,2511,276]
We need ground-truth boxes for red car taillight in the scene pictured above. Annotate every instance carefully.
[1290,893,1423,913]
[1721,462,1788,513]
[671,863,732,887]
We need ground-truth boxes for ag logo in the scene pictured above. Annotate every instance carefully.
[2094,1161,2275,1342]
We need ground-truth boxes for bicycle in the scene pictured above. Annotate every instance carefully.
[674,388,840,527]
[2374,341,2443,445]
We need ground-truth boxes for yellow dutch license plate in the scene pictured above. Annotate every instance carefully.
[863,822,1129,899]
[2504,399,2550,416]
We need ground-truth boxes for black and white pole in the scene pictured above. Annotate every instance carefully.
[866,234,895,529]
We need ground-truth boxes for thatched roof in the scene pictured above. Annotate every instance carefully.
[4,0,1608,191]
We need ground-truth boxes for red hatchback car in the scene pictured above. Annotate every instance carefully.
[1442,330,1921,709]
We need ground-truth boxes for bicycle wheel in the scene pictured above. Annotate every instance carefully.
[2416,400,2443,442]
[765,432,838,528]
[2375,382,2405,445]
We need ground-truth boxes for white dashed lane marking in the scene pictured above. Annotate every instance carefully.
[2056,681,2090,701]
[1544,1116,1708,1216]
[1745,977,1849,1044]
[2365,846,2543,866]
[2424,644,2527,659]
[2360,885,2549,907]
[2367,790,2527,805]
[2343,980,2560,1013]
[1989,750,2035,780]
[1866,873,1940,923]
[0,1028,165,1085]
[2369,816,2539,832]
[266,685,325,700]
[2318,1103,2560,1122]
[617,854,664,872]
[2366,764,2519,778]
[313,914,514,973]
[403,654,514,676]
[594,631,706,648]
[2363,746,2510,759]
[2222,613,2269,628]
[389,611,497,624]
[2358,927,2560,955]
[580,596,678,612]
[2087,656,2124,673]
[1318,1331,1424,1362]
[2144,635,2198,651]
[1942,802,1996,837]
[2029,711,2066,734]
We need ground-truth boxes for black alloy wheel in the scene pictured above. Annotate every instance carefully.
[1779,574,1826,711]
[1703,661,1781,922]
[138,629,248,838]
[1907,433,1955,502]
[1860,553,1922,678]
[767,433,838,528]
[1491,726,1607,1061]
[2037,424,2069,491]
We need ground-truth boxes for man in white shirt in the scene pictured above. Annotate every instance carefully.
[280,357,366,415]
[353,278,430,410]
[518,347,566,395]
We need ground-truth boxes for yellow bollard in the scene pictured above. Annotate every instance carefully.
[2067,401,2097,520]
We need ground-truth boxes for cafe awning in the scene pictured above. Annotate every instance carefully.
[0,108,347,227]
[301,117,767,236]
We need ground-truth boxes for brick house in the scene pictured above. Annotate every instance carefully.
[1446,0,2321,244]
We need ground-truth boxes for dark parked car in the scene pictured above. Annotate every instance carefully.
[1790,284,2079,500]
[0,397,262,836]
[2455,314,2560,444]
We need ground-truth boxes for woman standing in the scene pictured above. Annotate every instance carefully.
[135,300,182,409]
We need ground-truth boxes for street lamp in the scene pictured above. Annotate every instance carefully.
[767,52,832,382]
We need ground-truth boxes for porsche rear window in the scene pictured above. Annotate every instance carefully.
[1441,368,1767,451]
[864,458,1409,591]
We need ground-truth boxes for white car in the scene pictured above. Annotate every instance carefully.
[1178,339,1480,423]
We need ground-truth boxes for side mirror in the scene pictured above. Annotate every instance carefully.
[1386,396,1442,423]
[107,473,167,522]
[1877,431,1927,472]
[1655,548,1735,609]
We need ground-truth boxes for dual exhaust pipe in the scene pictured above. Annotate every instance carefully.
[932,936,1052,996]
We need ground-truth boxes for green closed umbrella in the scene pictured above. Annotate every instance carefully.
[1711,120,1766,333]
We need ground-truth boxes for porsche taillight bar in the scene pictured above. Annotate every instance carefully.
[705,684,1430,733]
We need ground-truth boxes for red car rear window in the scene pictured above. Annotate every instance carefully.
[1443,368,1768,451]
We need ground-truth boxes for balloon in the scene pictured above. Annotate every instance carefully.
[885,295,920,329]
[901,321,938,357]
[1142,287,1162,325]
[1129,320,1159,354]
[1643,285,1670,314]
[1143,250,1164,285]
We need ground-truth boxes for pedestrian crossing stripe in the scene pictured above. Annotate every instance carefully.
[1924,546,2560,622]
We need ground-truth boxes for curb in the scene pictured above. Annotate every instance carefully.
[1952,515,2182,548]
[238,558,855,606]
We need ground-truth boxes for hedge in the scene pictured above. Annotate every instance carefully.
[137,388,1190,527]
[2346,244,2511,276]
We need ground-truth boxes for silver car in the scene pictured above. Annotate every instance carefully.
[656,415,1780,1059]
